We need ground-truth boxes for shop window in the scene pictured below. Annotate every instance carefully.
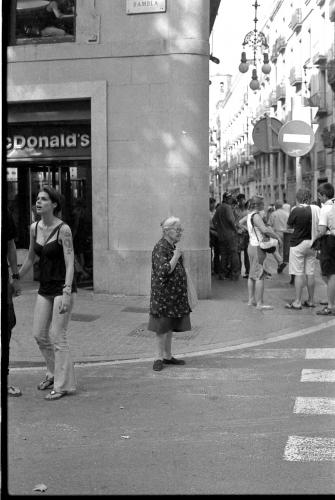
[7,0,75,46]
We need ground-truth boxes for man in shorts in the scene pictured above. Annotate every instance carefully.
[315,182,335,315]
[285,188,320,310]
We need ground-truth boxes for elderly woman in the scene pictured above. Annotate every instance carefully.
[243,195,280,310]
[148,216,191,371]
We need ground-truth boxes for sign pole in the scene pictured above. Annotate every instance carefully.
[296,157,302,190]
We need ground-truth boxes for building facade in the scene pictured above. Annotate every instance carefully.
[210,0,335,206]
[7,0,220,297]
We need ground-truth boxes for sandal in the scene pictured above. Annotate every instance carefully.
[37,377,54,390]
[8,385,22,397]
[302,301,315,308]
[285,302,302,310]
[316,307,335,316]
[45,390,66,401]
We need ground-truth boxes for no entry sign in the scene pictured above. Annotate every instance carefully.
[278,120,315,157]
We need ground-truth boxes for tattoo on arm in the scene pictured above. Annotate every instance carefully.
[62,228,74,255]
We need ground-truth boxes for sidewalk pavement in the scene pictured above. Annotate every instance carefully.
[9,256,332,368]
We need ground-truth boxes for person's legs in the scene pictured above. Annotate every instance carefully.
[213,239,220,274]
[218,240,229,279]
[292,275,305,307]
[272,248,282,265]
[33,294,54,379]
[7,301,21,397]
[255,280,273,309]
[255,279,264,307]
[276,231,284,257]
[328,274,335,309]
[163,331,173,359]
[247,278,256,305]
[305,274,315,305]
[243,248,250,276]
[303,244,317,306]
[229,235,241,280]
[50,294,76,394]
[154,332,167,370]
[156,333,166,359]
[238,251,242,274]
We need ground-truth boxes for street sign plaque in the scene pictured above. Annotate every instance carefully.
[278,120,315,157]
[252,117,283,153]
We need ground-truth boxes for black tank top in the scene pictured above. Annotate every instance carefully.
[34,221,77,297]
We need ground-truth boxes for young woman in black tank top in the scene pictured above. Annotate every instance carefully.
[19,186,76,400]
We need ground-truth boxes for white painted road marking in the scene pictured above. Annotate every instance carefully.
[283,133,311,143]
[293,397,335,415]
[301,369,335,382]
[10,319,335,372]
[219,348,306,358]
[306,348,335,359]
[284,436,335,461]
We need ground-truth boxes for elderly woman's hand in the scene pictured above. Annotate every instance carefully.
[173,247,183,260]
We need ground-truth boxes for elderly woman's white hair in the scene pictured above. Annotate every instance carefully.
[160,216,180,230]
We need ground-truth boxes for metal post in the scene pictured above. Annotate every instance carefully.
[296,157,302,190]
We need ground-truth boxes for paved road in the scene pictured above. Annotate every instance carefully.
[7,326,335,495]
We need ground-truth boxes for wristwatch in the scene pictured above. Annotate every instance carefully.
[12,273,20,280]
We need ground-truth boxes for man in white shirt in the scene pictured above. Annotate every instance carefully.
[315,182,335,315]
[282,197,291,214]
[268,200,289,259]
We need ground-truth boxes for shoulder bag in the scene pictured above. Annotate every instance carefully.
[251,213,278,253]
[185,267,198,310]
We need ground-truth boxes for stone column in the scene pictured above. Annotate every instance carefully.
[103,0,211,297]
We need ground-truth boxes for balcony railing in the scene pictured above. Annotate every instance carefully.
[271,36,287,62]
[277,36,287,53]
[310,92,328,116]
[276,84,286,101]
[327,59,335,91]
[290,8,302,32]
[289,67,302,86]
[312,52,327,66]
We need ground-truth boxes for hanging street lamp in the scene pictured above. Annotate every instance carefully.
[238,1,271,90]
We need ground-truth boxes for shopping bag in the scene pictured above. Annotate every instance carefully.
[185,268,198,310]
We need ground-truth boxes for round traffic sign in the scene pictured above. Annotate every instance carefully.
[278,120,315,157]
[252,117,283,153]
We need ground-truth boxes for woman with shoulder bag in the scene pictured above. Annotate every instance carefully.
[245,196,280,310]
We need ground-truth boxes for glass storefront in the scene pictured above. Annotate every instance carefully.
[6,108,93,286]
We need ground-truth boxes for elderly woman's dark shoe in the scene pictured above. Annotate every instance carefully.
[153,359,164,371]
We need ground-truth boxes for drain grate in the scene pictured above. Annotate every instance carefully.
[128,322,200,340]
[71,313,100,322]
[122,306,149,313]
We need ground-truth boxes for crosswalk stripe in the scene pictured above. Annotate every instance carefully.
[301,369,335,382]
[221,348,305,358]
[306,348,335,359]
[284,435,335,461]
[293,397,335,414]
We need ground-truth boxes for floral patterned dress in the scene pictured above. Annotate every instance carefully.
[148,237,191,334]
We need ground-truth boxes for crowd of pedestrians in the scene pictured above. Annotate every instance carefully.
[209,182,335,315]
